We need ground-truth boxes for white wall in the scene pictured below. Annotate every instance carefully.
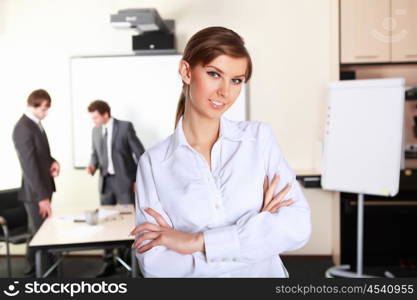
[0,0,339,256]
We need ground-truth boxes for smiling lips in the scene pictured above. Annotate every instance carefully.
[209,99,225,109]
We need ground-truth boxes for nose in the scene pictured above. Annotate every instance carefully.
[217,79,230,98]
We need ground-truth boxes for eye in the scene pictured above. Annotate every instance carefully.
[232,78,243,85]
[207,71,220,78]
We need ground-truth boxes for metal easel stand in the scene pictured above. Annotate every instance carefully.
[325,194,379,278]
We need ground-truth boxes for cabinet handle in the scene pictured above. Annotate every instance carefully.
[405,54,417,58]
[354,55,378,59]
[350,200,417,206]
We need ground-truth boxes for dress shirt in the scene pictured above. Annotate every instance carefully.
[135,117,311,277]
[24,110,43,131]
[102,118,115,175]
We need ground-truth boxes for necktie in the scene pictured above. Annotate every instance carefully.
[38,121,45,133]
[101,127,108,176]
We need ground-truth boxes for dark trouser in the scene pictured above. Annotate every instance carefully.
[100,175,134,265]
[23,202,54,272]
[100,175,134,205]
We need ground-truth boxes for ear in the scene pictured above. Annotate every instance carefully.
[179,60,191,85]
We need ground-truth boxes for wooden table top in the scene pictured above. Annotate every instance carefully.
[29,205,136,247]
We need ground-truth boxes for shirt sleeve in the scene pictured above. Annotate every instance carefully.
[89,131,98,168]
[135,152,249,277]
[203,123,311,264]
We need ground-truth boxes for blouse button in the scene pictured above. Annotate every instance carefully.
[215,203,220,209]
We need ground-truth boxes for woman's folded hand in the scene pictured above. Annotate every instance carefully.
[131,207,204,255]
[261,175,294,213]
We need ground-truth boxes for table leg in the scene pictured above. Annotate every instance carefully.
[35,250,42,278]
[57,252,63,276]
[131,249,137,278]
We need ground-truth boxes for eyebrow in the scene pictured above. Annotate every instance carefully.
[206,65,246,78]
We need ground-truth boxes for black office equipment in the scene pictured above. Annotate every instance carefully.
[405,86,417,100]
[340,70,356,80]
[296,175,321,188]
[111,8,176,54]
[132,28,175,52]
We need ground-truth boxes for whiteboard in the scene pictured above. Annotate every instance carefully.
[321,78,404,196]
[70,55,248,168]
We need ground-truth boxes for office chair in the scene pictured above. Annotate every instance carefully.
[0,188,30,277]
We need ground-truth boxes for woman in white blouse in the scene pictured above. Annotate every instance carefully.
[131,27,311,277]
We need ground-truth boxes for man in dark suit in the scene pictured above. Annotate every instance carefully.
[86,100,145,276]
[12,89,60,276]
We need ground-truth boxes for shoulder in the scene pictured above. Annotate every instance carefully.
[115,118,127,125]
[139,134,173,164]
[115,119,136,132]
[13,116,34,137]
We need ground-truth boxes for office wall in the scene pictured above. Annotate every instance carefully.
[0,0,339,255]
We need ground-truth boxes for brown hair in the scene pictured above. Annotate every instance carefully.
[87,100,111,117]
[27,89,51,108]
[175,26,252,127]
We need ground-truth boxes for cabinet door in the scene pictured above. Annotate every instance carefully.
[341,0,390,63]
[391,0,417,62]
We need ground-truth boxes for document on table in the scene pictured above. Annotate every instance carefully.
[57,209,120,222]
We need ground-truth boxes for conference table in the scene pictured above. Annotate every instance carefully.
[29,204,138,278]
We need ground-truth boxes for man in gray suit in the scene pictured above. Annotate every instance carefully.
[86,100,145,276]
[12,89,60,276]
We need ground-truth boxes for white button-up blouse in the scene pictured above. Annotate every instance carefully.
[135,117,311,277]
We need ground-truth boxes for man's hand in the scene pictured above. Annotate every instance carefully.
[86,165,96,176]
[38,199,52,218]
[132,182,137,193]
[50,161,60,177]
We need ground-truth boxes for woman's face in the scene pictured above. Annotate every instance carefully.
[181,54,248,120]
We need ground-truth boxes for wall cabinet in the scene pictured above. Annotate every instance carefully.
[341,0,417,64]
[391,0,417,62]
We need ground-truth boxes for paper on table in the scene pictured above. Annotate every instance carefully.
[57,209,120,222]
[97,209,120,220]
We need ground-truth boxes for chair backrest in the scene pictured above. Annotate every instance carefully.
[0,188,28,231]
[0,188,21,210]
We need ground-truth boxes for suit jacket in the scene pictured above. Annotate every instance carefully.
[12,115,56,203]
[90,118,145,193]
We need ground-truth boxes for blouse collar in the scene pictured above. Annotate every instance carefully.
[163,116,253,161]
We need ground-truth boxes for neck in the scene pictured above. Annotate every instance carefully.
[182,109,220,149]
[27,107,41,121]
